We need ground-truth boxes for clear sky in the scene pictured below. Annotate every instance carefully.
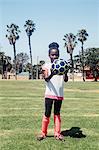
[0,0,99,64]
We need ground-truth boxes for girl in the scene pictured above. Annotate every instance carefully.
[37,42,68,141]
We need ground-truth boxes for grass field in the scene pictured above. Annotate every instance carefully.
[0,80,99,150]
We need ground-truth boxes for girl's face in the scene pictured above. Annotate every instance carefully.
[49,49,59,63]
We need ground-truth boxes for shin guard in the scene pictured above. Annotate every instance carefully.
[41,115,49,136]
[54,115,61,136]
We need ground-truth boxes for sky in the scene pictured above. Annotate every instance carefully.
[0,0,99,64]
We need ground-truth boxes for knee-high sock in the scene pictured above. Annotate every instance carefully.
[54,115,61,136]
[41,115,49,136]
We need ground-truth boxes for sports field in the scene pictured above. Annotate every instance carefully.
[0,80,99,150]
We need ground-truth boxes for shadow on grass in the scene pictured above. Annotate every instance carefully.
[47,127,86,139]
[46,135,54,138]
[61,127,86,138]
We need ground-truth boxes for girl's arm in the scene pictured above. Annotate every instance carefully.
[63,72,68,82]
[42,68,54,82]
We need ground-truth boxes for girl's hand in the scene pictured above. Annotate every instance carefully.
[42,68,48,79]
[42,68,52,82]
[42,68,55,82]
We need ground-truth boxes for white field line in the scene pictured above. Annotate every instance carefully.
[0,113,99,117]
[65,98,99,100]
[43,128,97,136]
[0,97,99,100]
[0,97,42,100]
[61,114,99,117]
[0,127,99,137]
[0,113,41,117]
[83,114,99,117]
[30,127,99,137]
[0,129,32,136]
[0,107,40,110]
[64,89,99,93]
[82,128,99,136]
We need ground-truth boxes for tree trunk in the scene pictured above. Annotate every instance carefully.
[81,42,85,82]
[93,70,97,82]
[70,53,74,82]
[13,44,17,80]
[28,36,33,79]
[1,55,4,79]
[36,56,39,79]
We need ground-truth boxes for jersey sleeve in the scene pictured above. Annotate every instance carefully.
[42,63,51,76]
[42,63,50,70]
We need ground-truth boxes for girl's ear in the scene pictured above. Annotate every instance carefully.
[49,53,51,57]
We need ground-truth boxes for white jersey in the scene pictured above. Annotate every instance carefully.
[42,62,64,100]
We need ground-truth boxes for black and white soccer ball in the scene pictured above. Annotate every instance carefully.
[51,59,69,75]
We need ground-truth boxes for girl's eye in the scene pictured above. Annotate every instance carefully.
[52,54,58,56]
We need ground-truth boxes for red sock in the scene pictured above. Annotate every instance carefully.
[41,115,49,136]
[54,115,61,136]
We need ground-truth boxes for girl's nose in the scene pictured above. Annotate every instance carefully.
[53,55,57,58]
[54,55,58,59]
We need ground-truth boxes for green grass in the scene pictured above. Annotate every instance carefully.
[0,80,99,150]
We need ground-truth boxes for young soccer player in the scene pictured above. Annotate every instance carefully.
[37,42,68,141]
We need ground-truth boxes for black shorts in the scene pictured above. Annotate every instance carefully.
[45,98,62,117]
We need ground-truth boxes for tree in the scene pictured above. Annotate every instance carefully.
[25,62,32,79]
[77,29,88,81]
[63,33,77,81]
[24,20,36,79]
[73,54,82,73]
[0,52,5,78]
[39,60,45,66]
[16,52,29,73]
[6,23,20,79]
[85,48,99,81]
[0,52,11,79]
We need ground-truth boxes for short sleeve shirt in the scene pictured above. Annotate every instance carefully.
[42,62,64,100]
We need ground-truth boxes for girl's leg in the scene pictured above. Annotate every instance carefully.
[41,98,53,136]
[54,100,63,140]
[37,98,53,140]
[54,100,62,115]
[45,98,53,117]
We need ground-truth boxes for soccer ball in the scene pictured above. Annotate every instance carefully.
[51,59,69,75]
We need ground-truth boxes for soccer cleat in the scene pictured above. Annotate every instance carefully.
[55,134,64,141]
[37,135,46,141]
[37,115,49,141]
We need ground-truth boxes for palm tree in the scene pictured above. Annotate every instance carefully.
[6,23,20,79]
[77,29,88,81]
[24,20,36,79]
[63,33,77,81]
